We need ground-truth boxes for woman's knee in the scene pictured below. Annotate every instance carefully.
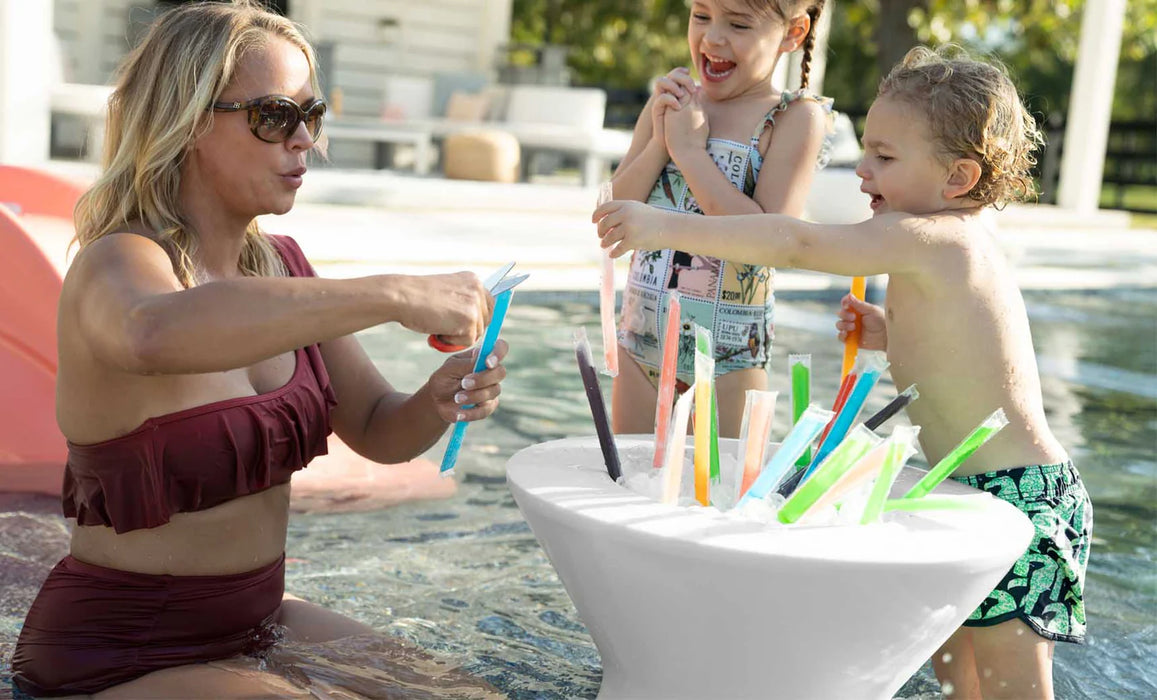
[276,595,374,644]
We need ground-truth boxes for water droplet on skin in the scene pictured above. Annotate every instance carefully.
[1016,627,1025,635]
[983,667,993,678]
[941,652,953,664]
[942,681,955,696]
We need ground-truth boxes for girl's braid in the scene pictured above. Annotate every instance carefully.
[798,0,826,90]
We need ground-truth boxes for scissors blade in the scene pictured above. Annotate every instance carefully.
[482,262,517,292]
[490,273,529,295]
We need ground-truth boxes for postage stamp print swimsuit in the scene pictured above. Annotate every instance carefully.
[618,89,833,388]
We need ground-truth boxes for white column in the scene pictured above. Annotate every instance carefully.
[0,0,53,163]
[478,0,513,76]
[777,1,832,92]
[1057,0,1127,213]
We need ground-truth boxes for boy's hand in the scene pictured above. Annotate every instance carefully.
[664,89,709,158]
[650,68,696,146]
[593,200,679,257]
[837,294,887,351]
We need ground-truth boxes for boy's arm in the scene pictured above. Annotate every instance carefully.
[594,201,938,277]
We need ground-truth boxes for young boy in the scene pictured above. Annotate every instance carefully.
[593,46,1092,700]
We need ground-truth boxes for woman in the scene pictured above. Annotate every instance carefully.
[11,1,507,695]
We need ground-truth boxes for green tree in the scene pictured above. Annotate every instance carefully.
[510,0,691,88]
[826,0,1157,120]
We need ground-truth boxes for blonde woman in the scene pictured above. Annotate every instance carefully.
[11,1,507,695]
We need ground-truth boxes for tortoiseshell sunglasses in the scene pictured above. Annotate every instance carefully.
[212,94,326,143]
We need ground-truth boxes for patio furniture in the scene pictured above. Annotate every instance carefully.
[443,130,520,183]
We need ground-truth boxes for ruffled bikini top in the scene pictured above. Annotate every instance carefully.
[61,235,337,534]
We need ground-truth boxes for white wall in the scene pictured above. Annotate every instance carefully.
[53,0,515,169]
[0,0,53,163]
[298,0,513,167]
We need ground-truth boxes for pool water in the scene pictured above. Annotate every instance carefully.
[2,289,1154,698]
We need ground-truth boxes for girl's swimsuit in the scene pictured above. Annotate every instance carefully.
[11,235,336,697]
[619,89,833,388]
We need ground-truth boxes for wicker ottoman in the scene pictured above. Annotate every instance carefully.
[442,130,521,183]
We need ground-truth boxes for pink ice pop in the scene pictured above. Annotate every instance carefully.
[652,294,682,469]
[598,182,619,377]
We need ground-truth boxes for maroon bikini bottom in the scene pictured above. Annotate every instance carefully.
[12,553,285,697]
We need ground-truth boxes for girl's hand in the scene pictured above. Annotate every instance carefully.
[650,68,696,146]
[836,294,888,351]
[663,88,709,158]
[592,200,679,258]
[428,339,509,423]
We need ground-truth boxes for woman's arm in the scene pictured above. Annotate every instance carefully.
[71,233,492,375]
[320,334,508,464]
[594,200,941,278]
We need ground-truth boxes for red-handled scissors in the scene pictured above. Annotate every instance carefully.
[427,262,528,353]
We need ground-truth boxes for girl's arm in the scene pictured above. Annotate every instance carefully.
[668,95,829,217]
[70,233,492,375]
[610,96,670,201]
[594,200,941,278]
[748,99,830,217]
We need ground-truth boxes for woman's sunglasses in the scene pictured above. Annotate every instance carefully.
[212,95,326,144]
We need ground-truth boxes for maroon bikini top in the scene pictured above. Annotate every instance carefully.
[62,235,337,534]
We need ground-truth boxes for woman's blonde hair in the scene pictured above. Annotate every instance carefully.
[74,0,322,286]
[878,45,1044,208]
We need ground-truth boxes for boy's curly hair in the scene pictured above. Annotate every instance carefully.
[877,46,1045,208]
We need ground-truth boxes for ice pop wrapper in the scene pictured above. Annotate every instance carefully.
[803,440,890,517]
[440,289,514,475]
[819,360,859,447]
[903,409,1009,500]
[884,495,989,513]
[804,350,889,481]
[778,424,883,524]
[860,425,920,524]
[597,182,619,377]
[692,325,714,506]
[652,293,683,469]
[737,404,832,507]
[710,381,721,485]
[864,384,919,431]
[789,354,812,467]
[660,387,696,505]
[736,390,778,500]
[573,327,622,482]
[841,276,868,380]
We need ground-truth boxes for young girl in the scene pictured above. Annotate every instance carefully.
[609,0,834,438]
[596,46,1092,700]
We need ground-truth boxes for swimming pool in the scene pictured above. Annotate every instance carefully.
[2,289,1154,698]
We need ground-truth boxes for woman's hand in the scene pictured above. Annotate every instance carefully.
[592,200,682,258]
[650,67,697,145]
[427,339,509,423]
[836,294,888,351]
[663,89,709,159]
[391,272,494,347]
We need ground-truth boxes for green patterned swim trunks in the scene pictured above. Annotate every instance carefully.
[951,461,1092,643]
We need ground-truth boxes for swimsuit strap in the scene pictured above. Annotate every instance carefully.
[751,89,836,147]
